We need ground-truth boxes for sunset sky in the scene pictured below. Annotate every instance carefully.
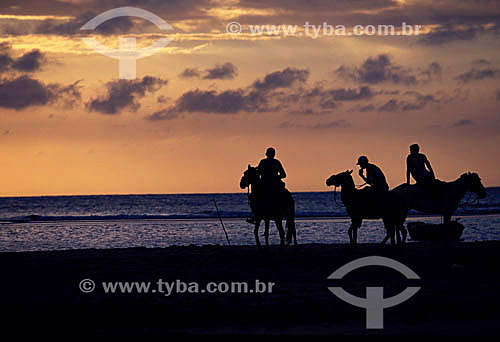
[0,0,499,196]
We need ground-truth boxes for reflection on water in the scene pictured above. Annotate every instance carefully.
[1,215,499,252]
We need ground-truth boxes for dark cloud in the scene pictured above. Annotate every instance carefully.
[0,53,13,73]
[147,108,179,121]
[456,66,500,82]
[87,76,167,114]
[0,76,81,110]
[418,26,482,46]
[313,120,351,129]
[0,45,47,73]
[252,67,309,91]
[326,86,374,101]
[358,104,376,112]
[11,49,45,72]
[454,119,475,127]
[0,0,212,20]
[377,91,438,112]
[238,0,397,12]
[157,95,168,103]
[35,12,134,36]
[472,59,491,67]
[168,89,247,114]
[336,55,419,86]
[179,68,201,79]
[203,63,238,80]
[421,62,442,80]
[148,68,381,120]
[179,63,238,80]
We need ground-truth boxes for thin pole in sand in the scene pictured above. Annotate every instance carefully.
[213,197,231,246]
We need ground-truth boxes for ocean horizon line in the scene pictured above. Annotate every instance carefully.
[2,186,499,199]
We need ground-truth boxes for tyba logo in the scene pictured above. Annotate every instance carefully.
[328,256,420,329]
[80,7,172,79]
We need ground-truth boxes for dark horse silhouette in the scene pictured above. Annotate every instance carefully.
[326,170,407,246]
[392,172,486,224]
[240,165,297,248]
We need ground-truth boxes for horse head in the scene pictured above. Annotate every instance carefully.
[460,172,487,199]
[240,164,259,189]
[326,170,354,188]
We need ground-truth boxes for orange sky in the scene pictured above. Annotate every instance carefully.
[0,0,499,196]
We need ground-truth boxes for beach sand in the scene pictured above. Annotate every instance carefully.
[1,242,499,336]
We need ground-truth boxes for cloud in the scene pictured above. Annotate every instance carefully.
[148,67,381,120]
[335,54,438,86]
[148,67,311,119]
[147,108,179,121]
[179,63,238,80]
[313,120,351,129]
[179,68,201,79]
[0,76,81,110]
[11,49,45,72]
[456,66,500,82]
[358,104,376,112]
[377,91,438,112]
[86,76,167,114]
[252,67,309,91]
[167,89,247,114]
[418,26,482,46]
[0,45,47,73]
[325,86,374,101]
[453,119,475,127]
[203,62,238,80]
[35,11,134,36]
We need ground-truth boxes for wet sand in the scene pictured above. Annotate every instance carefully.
[1,242,499,336]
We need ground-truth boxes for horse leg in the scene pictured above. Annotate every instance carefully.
[349,218,361,247]
[382,218,396,246]
[443,214,451,225]
[399,224,407,244]
[395,222,401,245]
[285,216,296,246]
[264,220,270,247]
[254,219,262,249]
[381,218,392,245]
[275,219,285,247]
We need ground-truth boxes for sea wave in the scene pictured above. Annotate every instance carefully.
[2,207,499,223]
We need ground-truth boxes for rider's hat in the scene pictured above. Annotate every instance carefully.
[356,156,368,165]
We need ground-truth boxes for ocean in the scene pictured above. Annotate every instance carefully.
[1,188,499,251]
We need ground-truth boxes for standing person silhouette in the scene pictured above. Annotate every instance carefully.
[257,147,287,192]
[406,144,435,185]
[357,156,389,193]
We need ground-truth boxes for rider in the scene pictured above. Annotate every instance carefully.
[406,144,435,186]
[257,147,287,192]
[357,156,389,193]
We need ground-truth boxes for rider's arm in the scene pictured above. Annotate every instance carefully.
[359,169,369,184]
[278,161,286,179]
[424,155,435,177]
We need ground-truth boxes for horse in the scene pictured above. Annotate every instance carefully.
[325,170,407,246]
[240,165,297,248]
[392,172,487,224]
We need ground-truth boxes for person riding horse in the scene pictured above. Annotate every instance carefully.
[246,147,287,225]
[357,156,389,193]
[406,144,435,186]
[257,147,287,193]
